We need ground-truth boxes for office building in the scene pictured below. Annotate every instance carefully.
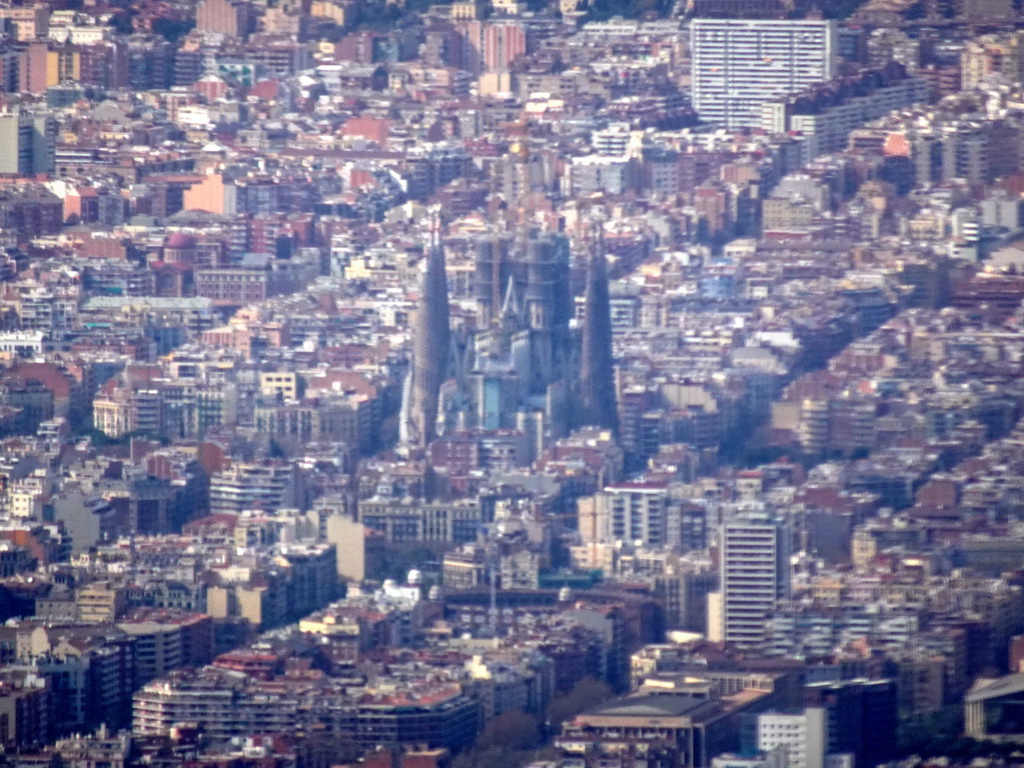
[690,19,838,128]
[804,679,899,768]
[358,497,485,544]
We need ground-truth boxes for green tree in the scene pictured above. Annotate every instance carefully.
[370,545,437,582]
[108,11,135,34]
[546,677,613,728]
[452,745,520,768]
[452,711,540,768]
[477,710,540,751]
[153,18,195,43]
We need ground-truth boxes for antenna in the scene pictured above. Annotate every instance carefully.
[130,496,137,586]
[483,521,498,637]
[489,540,497,637]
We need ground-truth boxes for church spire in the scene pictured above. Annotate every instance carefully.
[579,226,617,432]
[404,212,450,448]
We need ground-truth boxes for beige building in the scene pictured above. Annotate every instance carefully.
[183,173,232,216]
[961,32,1024,90]
[259,371,300,400]
[450,0,483,18]
[0,7,49,41]
[576,496,599,543]
[196,0,252,38]
[298,611,366,645]
[762,198,815,231]
[93,391,132,437]
[206,583,287,629]
[76,582,126,623]
[118,613,214,683]
[310,0,350,23]
[325,515,366,581]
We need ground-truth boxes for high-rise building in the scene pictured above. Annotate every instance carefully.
[0,109,56,176]
[459,20,527,74]
[712,519,790,648]
[402,232,451,449]
[690,19,838,128]
[483,20,526,72]
[195,0,253,38]
[522,232,573,386]
[579,243,618,432]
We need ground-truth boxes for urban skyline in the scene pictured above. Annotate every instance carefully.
[0,1,1018,768]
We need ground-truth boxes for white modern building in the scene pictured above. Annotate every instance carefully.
[757,708,827,768]
[0,331,46,357]
[595,483,669,548]
[712,519,791,647]
[590,483,707,551]
[690,19,838,128]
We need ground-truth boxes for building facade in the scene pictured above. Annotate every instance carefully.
[690,19,837,128]
[713,520,790,648]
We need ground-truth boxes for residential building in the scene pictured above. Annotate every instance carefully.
[711,520,790,648]
[690,19,838,127]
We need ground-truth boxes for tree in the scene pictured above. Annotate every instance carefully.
[578,0,669,22]
[477,711,540,752]
[545,677,613,729]
[298,730,361,767]
[108,11,135,34]
[452,745,520,768]
[370,545,437,581]
[451,711,542,768]
[153,17,195,43]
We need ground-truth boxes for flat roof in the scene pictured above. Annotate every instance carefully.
[586,693,712,718]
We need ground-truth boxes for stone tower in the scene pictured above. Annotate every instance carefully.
[404,228,450,448]
[579,237,617,432]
